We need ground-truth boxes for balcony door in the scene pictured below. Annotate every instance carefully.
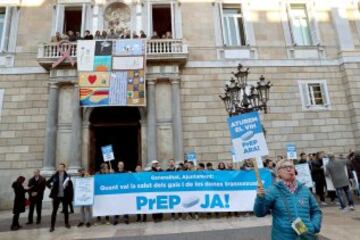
[152,4,172,38]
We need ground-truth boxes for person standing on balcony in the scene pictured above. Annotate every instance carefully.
[165,31,172,39]
[67,31,77,42]
[101,31,108,39]
[108,29,118,39]
[84,30,93,40]
[51,32,62,42]
[140,30,147,38]
[94,30,101,39]
[151,31,159,39]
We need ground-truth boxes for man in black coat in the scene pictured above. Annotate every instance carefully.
[27,169,46,224]
[46,163,73,232]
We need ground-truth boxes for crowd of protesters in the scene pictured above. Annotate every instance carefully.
[50,28,173,42]
[10,149,360,232]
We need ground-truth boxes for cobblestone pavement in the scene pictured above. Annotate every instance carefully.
[0,204,358,240]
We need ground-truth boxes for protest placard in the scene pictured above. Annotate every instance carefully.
[295,163,313,188]
[287,144,297,160]
[101,145,114,162]
[74,177,94,206]
[322,158,335,191]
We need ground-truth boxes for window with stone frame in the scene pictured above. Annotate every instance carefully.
[222,5,246,46]
[0,8,5,45]
[298,80,330,110]
[52,4,92,37]
[288,4,312,46]
[0,6,20,55]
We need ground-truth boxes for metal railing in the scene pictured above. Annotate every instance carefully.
[37,39,188,59]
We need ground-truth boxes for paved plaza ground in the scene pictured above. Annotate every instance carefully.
[0,202,359,240]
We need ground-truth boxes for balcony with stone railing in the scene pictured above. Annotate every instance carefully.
[37,39,188,70]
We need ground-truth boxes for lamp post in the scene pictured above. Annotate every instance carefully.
[219,64,272,116]
[219,64,272,187]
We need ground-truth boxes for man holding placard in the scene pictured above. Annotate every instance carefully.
[75,168,93,228]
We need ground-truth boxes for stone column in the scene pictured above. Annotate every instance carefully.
[42,82,60,174]
[171,78,184,163]
[68,84,82,174]
[135,0,143,34]
[147,79,157,162]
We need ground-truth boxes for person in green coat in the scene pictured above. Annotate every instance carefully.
[254,159,322,240]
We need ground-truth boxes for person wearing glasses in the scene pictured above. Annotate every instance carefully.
[254,159,322,240]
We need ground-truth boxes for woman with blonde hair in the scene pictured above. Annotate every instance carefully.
[254,159,322,240]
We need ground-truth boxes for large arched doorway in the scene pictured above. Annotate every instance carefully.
[89,107,141,173]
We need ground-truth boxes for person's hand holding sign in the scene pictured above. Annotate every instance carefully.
[257,185,265,197]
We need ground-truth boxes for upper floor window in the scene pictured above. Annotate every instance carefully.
[152,4,172,38]
[0,8,5,44]
[64,6,82,34]
[299,80,330,110]
[289,4,312,46]
[222,5,246,46]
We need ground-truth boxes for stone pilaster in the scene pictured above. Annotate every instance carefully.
[68,83,82,174]
[171,78,184,163]
[147,79,157,162]
[42,82,59,174]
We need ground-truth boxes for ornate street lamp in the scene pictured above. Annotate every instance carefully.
[219,64,272,189]
[219,64,272,116]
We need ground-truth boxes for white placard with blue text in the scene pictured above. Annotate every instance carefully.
[74,177,94,206]
[228,112,268,162]
[101,145,115,162]
[287,144,297,160]
[186,151,197,163]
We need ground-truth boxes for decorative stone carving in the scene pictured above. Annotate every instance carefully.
[104,2,131,32]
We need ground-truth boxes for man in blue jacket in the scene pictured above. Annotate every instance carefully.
[254,159,322,240]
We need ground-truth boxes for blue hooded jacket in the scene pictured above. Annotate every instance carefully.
[253,181,322,240]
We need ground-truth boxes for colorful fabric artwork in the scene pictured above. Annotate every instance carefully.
[79,72,110,87]
[94,56,112,72]
[109,72,128,106]
[77,41,95,71]
[95,41,113,56]
[112,56,144,70]
[127,70,145,106]
[80,88,109,106]
[114,39,145,56]
[77,39,146,107]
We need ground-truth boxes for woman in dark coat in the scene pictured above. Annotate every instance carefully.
[11,176,26,230]
[311,152,327,205]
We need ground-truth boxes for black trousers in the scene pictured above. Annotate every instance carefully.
[136,214,147,222]
[315,181,325,202]
[28,200,42,223]
[51,197,69,228]
[11,213,20,228]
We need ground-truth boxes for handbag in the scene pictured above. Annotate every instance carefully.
[280,194,318,240]
[24,198,30,207]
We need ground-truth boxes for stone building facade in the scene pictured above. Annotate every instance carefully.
[0,0,360,208]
